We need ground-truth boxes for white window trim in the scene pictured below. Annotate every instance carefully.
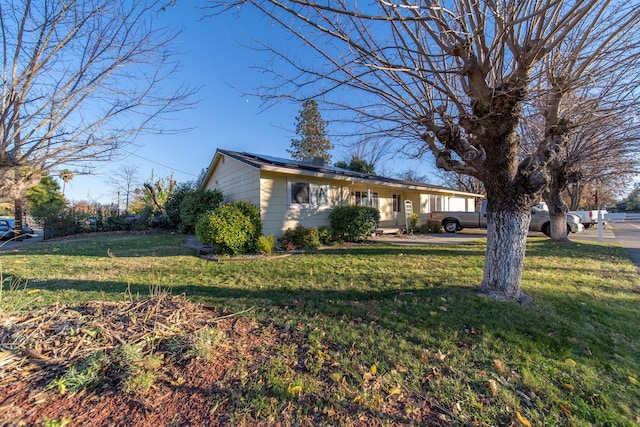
[288,180,331,208]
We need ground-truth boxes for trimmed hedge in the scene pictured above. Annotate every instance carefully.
[329,205,380,242]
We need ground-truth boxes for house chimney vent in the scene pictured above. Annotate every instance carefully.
[302,156,325,166]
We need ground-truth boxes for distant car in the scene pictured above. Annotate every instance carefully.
[124,214,141,223]
[0,218,35,239]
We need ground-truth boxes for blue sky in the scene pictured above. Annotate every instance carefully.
[61,3,438,204]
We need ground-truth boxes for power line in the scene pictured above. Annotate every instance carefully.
[119,149,199,177]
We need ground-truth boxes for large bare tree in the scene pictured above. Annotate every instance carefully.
[522,22,640,241]
[1,0,194,234]
[211,1,640,302]
[522,94,640,240]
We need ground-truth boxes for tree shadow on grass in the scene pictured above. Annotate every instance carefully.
[20,278,604,358]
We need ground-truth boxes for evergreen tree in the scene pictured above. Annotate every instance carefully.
[288,100,333,163]
[26,176,65,209]
[334,157,375,174]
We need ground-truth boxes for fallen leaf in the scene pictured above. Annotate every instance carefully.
[567,337,580,343]
[488,379,500,396]
[429,311,438,317]
[563,383,575,391]
[514,411,532,427]
[629,376,638,385]
[559,404,572,414]
[438,306,447,311]
[330,372,343,382]
[565,358,577,367]
[388,386,402,396]
[434,349,447,362]
[370,364,377,375]
[493,359,506,372]
[170,377,186,386]
[288,384,302,397]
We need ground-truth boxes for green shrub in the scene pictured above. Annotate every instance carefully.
[279,226,321,250]
[329,205,380,242]
[408,212,420,233]
[194,201,262,255]
[317,226,336,245]
[195,204,255,255]
[179,188,224,234]
[226,200,262,253]
[258,235,275,255]
[165,182,196,229]
[32,204,85,239]
[421,220,443,234]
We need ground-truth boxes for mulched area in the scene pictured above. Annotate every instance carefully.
[0,295,277,426]
[0,295,453,427]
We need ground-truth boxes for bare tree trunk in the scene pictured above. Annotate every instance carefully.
[544,181,570,242]
[567,183,582,210]
[550,212,568,239]
[13,197,23,241]
[480,210,532,304]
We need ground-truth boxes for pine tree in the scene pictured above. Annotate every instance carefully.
[288,100,333,163]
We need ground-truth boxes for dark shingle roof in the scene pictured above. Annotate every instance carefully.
[216,149,482,197]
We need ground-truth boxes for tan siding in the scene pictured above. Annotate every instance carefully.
[260,171,349,237]
[204,156,260,205]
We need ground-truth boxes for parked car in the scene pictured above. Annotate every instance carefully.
[124,214,141,223]
[429,200,584,236]
[0,218,35,239]
[569,209,608,229]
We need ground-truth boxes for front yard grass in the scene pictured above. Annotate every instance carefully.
[1,233,639,426]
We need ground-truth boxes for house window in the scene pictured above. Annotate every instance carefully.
[353,191,378,208]
[290,182,329,206]
[392,194,402,212]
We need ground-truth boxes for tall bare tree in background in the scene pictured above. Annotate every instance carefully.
[521,91,640,241]
[438,169,485,196]
[519,17,640,241]
[212,1,640,302]
[112,164,140,214]
[1,0,195,235]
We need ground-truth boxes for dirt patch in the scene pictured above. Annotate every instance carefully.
[0,296,452,426]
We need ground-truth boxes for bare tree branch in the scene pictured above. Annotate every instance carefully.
[0,0,197,197]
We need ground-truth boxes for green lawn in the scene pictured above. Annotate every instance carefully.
[1,233,639,426]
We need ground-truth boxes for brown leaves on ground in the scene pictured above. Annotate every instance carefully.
[0,295,451,426]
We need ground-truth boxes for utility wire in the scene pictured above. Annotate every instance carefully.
[119,149,199,177]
